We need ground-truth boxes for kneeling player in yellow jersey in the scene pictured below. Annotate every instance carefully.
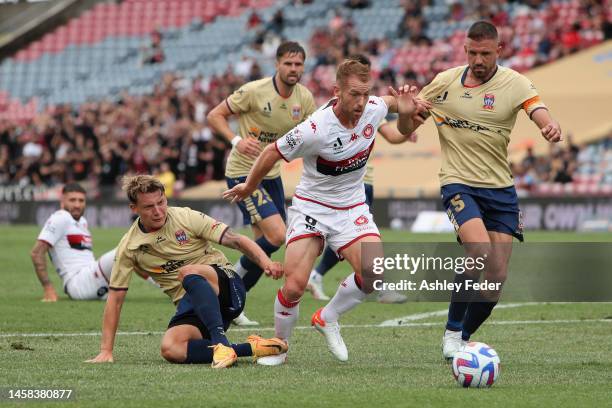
[399,21,562,360]
[86,175,286,368]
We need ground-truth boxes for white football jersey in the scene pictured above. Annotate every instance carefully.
[275,96,388,208]
[37,209,95,282]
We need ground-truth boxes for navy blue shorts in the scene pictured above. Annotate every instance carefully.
[441,183,523,242]
[226,176,286,225]
[364,183,373,207]
[167,265,246,338]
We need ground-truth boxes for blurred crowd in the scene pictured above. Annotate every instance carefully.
[512,137,581,191]
[1,0,610,197]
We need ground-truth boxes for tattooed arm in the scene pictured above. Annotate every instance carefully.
[220,228,283,279]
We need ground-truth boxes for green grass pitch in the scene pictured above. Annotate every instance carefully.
[0,226,611,407]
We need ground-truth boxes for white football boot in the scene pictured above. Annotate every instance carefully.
[311,308,348,361]
[442,329,466,360]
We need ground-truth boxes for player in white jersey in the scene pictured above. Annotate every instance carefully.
[224,59,430,364]
[30,184,113,301]
[30,183,152,301]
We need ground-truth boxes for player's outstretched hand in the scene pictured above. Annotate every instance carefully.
[85,350,114,363]
[222,183,253,203]
[389,85,432,117]
[263,261,283,280]
[236,137,262,159]
[42,285,58,302]
[541,121,562,143]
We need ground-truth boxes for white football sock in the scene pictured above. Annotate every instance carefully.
[234,259,248,278]
[309,269,322,282]
[97,248,116,281]
[321,272,366,323]
[274,289,300,341]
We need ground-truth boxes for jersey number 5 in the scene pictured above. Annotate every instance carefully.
[450,194,465,213]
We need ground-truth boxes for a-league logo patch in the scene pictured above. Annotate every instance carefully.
[285,129,303,150]
[483,93,495,110]
[362,124,374,139]
[354,215,369,226]
[292,104,302,121]
[175,230,189,245]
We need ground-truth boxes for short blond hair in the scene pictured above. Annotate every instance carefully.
[122,175,165,204]
[336,59,370,86]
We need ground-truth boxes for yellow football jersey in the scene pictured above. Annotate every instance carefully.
[419,65,546,188]
[110,207,233,304]
[225,77,316,179]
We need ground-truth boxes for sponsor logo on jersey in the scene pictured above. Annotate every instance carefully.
[483,93,495,110]
[262,101,272,117]
[368,100,378,105]
[310,121,317,132]
[285,129,303,150]
[434,91,449,103]
[332,137,344,154]
[437,116,491,133]
[66,234,93,251]
[160,259,187,273]
[316,143,374,176]
[362,124,374,139]
[354,215,369,226]
[291,104,302,120]
[257,131,279,144]
[175,230,189,245]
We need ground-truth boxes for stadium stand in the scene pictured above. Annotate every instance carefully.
[0,0,610,198]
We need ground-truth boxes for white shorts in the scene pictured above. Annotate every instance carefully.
[286,197,380,258]
[63,249,115,300]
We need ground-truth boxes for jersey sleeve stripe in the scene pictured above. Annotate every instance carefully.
[274,141,290,162]
[225,98,235,114]
[529,106,548,120]
[218,225,230,244]
[522,95,541,111]
[109,286,128,291]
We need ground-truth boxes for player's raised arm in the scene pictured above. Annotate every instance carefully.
[382,85,431,136]
[530,107,562,143]
[207,92,261,159]
[30,240,57,302]
[85,288,127,363]
[378,120,418,144]
[220,228,283,279]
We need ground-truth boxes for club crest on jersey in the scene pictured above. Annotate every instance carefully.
[175,230,189,245]
[291,105,302,121]
[483,94,495,110]
[354,215,369,226]
[362,124,374,139]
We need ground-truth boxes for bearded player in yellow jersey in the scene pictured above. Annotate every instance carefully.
[208,42,316,326]
[86,176,286,368]
[399,21,562,360]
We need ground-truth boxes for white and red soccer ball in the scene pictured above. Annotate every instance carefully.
[452,342,501,388]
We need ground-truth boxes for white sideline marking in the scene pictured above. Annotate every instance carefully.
[379,302,565,327]
[1,318,609,338]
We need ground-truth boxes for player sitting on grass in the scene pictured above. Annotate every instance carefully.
[31,182,153,301]
[86,175,286,368]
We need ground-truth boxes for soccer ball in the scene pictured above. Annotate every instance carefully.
[452,341,500,388]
